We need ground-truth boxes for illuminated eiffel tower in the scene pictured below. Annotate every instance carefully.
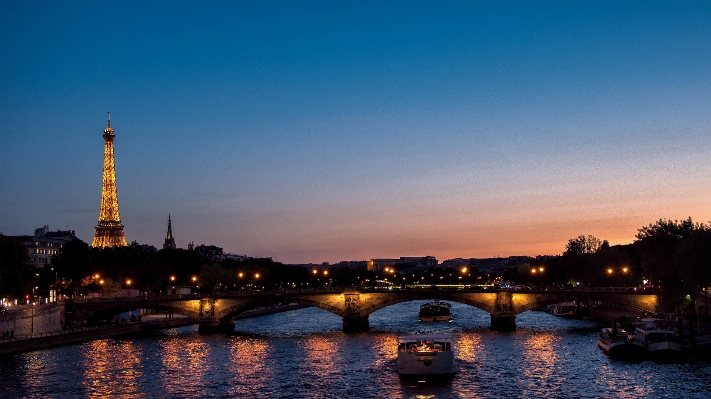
[91,112,128,248]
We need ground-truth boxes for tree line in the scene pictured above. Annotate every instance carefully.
[1,217,709,310]
[504,217,710,309]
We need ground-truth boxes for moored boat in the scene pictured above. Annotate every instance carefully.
[597,324,646,360]
[633,318,682,362]
[418,300,453,322]
[397,334,455,375]
[548,302,577,318]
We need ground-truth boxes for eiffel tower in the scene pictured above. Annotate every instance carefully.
[91,112,128,248]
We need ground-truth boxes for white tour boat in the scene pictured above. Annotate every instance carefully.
[418,300,453,322]
[397,334,455,375]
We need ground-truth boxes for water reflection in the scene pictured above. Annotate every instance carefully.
[456,333,482,363]
[81,339,143,398]
[159,335,209,398]
[519,333,561,396]
[371,333,398,368]
[302,335,340,373]
[227,336,271,397]
[4,310,710,399]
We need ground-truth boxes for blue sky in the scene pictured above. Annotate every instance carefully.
[1,1,710,263]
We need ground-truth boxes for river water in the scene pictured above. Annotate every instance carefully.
[2,301,710,398]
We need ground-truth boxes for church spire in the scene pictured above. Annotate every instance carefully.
[166,214,173,240]
[163,214,176,250]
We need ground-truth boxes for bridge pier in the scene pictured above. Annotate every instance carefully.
[490,314,516,331]
[342,316,369,333]
[490,291,516,331]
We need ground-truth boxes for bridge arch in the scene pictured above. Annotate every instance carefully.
[360,293,495,316]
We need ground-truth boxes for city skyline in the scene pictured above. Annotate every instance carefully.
[1,1,710,263]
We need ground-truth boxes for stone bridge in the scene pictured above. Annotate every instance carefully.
[61,289,660,332]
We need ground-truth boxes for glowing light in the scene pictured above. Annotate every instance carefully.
[607,269,613,274]
[622,267,628,273]
[323,270,328,275]
[99,280,104,285]
[238,273,243,278]
[531,269,537,274]
[255,273,260,279]
[539,267,544,272]
[91,114,128,248]
[170,276,175,281]
[126,279,132,285]
[313,269,318,274]
[192,276,197,282]
[461,267,468,273]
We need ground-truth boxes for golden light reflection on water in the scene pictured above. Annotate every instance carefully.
[371,333,398,368]
[302,335,341,373]
[456,333,482,363]
[228,337,272,396]
[521,333,559,381]
[81,339,143,398]
[159,336,209,397]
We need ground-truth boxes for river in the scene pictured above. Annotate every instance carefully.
[2,301,710,398]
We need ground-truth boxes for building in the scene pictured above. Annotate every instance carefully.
[440,258,472,269]
[367,256,438,272]
[163,214,176,250]
[12,226,81,268]
[194,244,224,262]
[91,113,128,248]
[224,253,247,261]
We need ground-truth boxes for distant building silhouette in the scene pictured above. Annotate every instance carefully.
[367,256,438,272]
[194,244,224,262]
[163,214,176,250]
[11,226,81,268]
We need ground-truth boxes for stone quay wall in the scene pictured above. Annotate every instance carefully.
[0,304,62,337]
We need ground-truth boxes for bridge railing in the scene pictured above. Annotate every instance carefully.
[59,286,661,305]
[60,288,344,304]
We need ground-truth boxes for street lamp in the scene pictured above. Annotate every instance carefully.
[170,276,176,282]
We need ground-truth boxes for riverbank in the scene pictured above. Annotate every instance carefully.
[0,317,196,356]
[0,304,311,356]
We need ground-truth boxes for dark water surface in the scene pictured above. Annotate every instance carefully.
[2,301,710,398]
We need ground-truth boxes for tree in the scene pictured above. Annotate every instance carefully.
[564,235,603,256]
[52,239,91,283]
[0,234,36,298]
[635,217,710,300]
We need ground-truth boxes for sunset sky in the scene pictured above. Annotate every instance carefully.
[1,1,709,263]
